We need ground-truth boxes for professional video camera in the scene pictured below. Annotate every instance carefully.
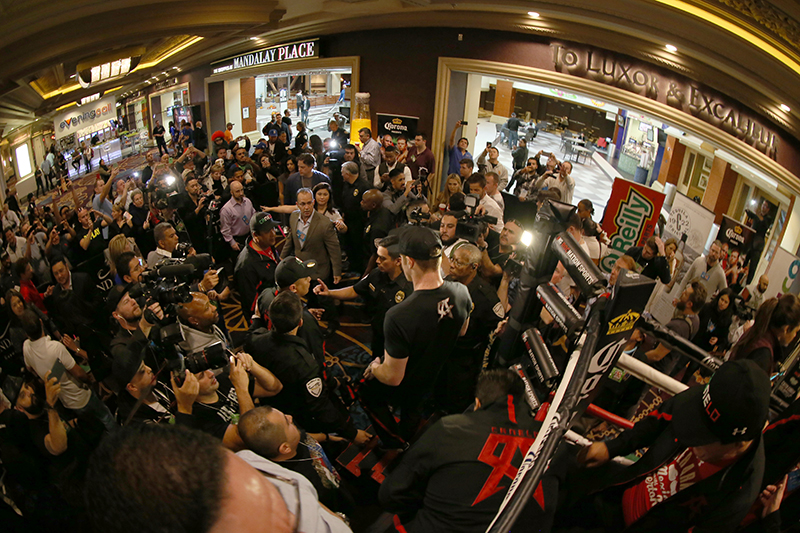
[131,253,226,384]
[454,193,498,242]
[325,139,345,170]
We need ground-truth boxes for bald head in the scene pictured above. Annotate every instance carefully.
[177,292,218,331]
[361,189,384,211]
[758,274,770,293]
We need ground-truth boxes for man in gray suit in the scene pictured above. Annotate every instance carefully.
[281,188,342,286]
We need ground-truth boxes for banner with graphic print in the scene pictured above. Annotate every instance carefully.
[376,113,418,142]
[764,246,800,300]
[716,214,756,265]
[649,192,717,324]
[600,178,665,273]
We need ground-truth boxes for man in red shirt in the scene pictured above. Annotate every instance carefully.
[406,132,436,195]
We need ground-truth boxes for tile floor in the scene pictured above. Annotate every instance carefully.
[473,119,615,217]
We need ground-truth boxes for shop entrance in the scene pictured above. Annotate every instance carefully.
[434,59,793,277]
[252,67,351,134]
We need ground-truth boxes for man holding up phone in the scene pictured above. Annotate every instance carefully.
[448,120,473,175]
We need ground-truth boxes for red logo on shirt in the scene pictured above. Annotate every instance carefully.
[473,433,537,507]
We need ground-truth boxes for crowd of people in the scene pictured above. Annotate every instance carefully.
[0,115,798,533]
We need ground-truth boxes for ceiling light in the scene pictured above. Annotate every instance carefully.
[528,11,540,17]
[665,44,678,53]
[780,104,791,113]
[172,66,178,70]
[250,37,259,40]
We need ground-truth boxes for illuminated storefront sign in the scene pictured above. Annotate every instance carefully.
[54,96,116,139]
[212,39,319,74]
[551,44,779,159]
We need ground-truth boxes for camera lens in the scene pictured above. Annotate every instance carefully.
[184,342,229,374]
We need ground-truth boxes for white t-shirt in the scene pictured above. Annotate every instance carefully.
[480,194,504,233]
[23,336,91,410]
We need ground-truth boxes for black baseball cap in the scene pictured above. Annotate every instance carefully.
[250,212,280,234]
[398,225,442,260]
[275,256,316,289]
[111,350,144,392]
[105,283,135,316]
[672,359,770,446]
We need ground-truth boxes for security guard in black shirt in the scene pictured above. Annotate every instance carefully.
[250,257,325,372]
[361,189,395,270]
[314,235,413,358]
[441,242,504,413]
[245,290,372,445]
[340,161,371,273]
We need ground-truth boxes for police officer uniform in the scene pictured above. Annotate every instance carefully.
[340,176,371,272]
[364,205,395,257]
[353,265,413,358]
[437,274,504,413]
[245,325,358,440]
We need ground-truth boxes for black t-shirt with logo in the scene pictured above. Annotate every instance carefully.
[383,280,472,399]
[191,373,241,441]
[73,218,107,263]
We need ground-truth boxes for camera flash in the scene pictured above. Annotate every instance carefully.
[521,231,533,247]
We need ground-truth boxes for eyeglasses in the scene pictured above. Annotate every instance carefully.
[258,470,301,533]
[450,257,474,268]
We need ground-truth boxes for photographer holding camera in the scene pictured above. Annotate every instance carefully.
[465,174,503,233]
[171,350,282,450]
[382,168,424,226]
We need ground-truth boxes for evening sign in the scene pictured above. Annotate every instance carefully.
[213,40,319,74]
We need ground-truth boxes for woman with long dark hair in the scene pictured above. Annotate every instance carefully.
[692,288,734,354]
[730,293,800,374]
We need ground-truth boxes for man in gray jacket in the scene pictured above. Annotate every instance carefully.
[281,188,342,286]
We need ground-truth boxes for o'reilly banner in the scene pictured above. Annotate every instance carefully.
[377,113,418,140]
[212,39,319,74]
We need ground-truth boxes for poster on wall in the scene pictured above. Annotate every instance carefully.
[716,214,756,267]
[649,192,717,324]
[376,113,418,142]
[599,178,665,273]
[764,247,800,300]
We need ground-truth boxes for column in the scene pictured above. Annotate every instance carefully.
[701,157,738,224]
[657,135,686,186]
[240,77,257,134]
[493,79,514,118]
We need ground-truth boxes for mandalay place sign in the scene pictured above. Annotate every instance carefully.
[212,39,319,75]
[551,44,779,159]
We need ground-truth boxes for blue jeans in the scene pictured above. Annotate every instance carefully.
[73,391,117,434]
[508,130,519,149]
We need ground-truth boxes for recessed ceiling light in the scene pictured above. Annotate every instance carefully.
[250,37,259,40]
[528,11,540,18]
[665,44,678,53]
[780,104,791,113]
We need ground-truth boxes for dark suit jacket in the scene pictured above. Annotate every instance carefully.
[281,210,341,281]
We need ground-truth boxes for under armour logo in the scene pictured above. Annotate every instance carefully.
[437,297,454,321]
[732,427,748,436]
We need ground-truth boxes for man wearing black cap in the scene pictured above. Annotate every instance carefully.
[250,256,325,371]
[314,235,413,360]
[361,225,472,448]
[233,212,281,322]
[560,360,771,533]
[112,351,174,426]
[262,126,287,162]
[245,290,371,445]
